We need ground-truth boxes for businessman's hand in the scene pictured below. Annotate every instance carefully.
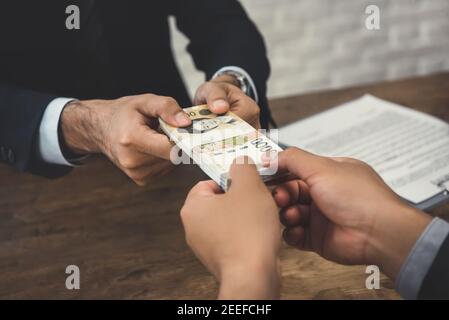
[181,157,281,299]
[194,75,261,129]
[60,94,192,186]
[269,148,432,281]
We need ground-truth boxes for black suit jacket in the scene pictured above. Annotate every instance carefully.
[418,234,449,299]
[0,0,271,177]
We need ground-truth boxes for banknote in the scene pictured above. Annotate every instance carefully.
[159,105,284,190]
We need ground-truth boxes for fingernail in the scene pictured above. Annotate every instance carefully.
[212,99,228,111]
[175,112,191,126]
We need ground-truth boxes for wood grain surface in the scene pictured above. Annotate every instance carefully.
[1,73,448,299]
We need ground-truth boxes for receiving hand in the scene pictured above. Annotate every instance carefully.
[181,157,281,299]
[269,148,432,280]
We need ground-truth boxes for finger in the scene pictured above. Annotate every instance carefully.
[280,204,310,227]
[283,226,306,249]
[228,156,264,193]
[273,179,311,208]
[137,94,191,127]
[272,185,291,208]
[133,127,174,160]
[330,156,358,164]
[187,180,223,198]
[274,148,330,181]
[195,82,230,114]
[119,150,163,171]
[130,160,174,186]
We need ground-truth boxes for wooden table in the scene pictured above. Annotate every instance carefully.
[1,73,449,299]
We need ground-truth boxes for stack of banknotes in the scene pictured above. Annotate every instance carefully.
[159,105,285,190]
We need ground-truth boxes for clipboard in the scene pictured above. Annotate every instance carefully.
[277,95,449,212]
[415,190,449,211]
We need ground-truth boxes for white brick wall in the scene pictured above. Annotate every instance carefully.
[170,0,449,99]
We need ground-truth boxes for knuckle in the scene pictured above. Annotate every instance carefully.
[342,157,371,169]
[161,96,177,107]
[184,234,192,247]
[120,157,138,170]
[347,157,363,165]
[128,171,148,184]
[118,133,133,147]
[285,147,299,156]
[251,104,260,116]
[204,82,223,95]
[134,179,147,187]
[202,81,214,90]
[118,95,133,102]
[123,94,145,107]
[286,147,303,162]
[359,160,373,169]
[133,93,154,106]
[180,206,190,222]
[196,181,209,188]
[194,82,207,95]
[117,96,136,108]
[117,96,128,103]
[141,93,155,101]
[180,206,187,217]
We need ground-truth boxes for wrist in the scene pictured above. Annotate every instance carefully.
[212,74,241,89]
[218,256,280,300]
[213,68,257,102]
[365,202,432,281]
[60,100,109,155]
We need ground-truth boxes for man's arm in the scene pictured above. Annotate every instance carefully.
[0,84,193,185]
[170,0,272,128]
[271,148,449,300]
[0,85,72,177]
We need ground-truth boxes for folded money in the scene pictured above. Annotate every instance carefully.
[159,105,284,190]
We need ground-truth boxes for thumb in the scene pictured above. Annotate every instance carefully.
[195,82,230,114]
[137,94,191,127]
[187,180,223,199]
[228,156,264,192]
[276,148,330,181]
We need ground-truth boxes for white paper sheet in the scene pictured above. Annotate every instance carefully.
[279,95,449,205]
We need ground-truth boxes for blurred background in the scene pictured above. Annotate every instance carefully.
[170,0,449,99]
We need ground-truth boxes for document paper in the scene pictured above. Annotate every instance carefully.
[279,95,449,206]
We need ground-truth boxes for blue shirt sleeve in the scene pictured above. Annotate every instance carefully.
[395,217,449,299]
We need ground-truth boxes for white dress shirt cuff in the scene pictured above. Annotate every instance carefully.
[212,66,259,103]
[395,217,449,299]
[38,97,79,167]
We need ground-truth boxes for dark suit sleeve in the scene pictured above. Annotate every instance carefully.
[170,0,272,128]
[418,234,449,299]
[0,85,72,178]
